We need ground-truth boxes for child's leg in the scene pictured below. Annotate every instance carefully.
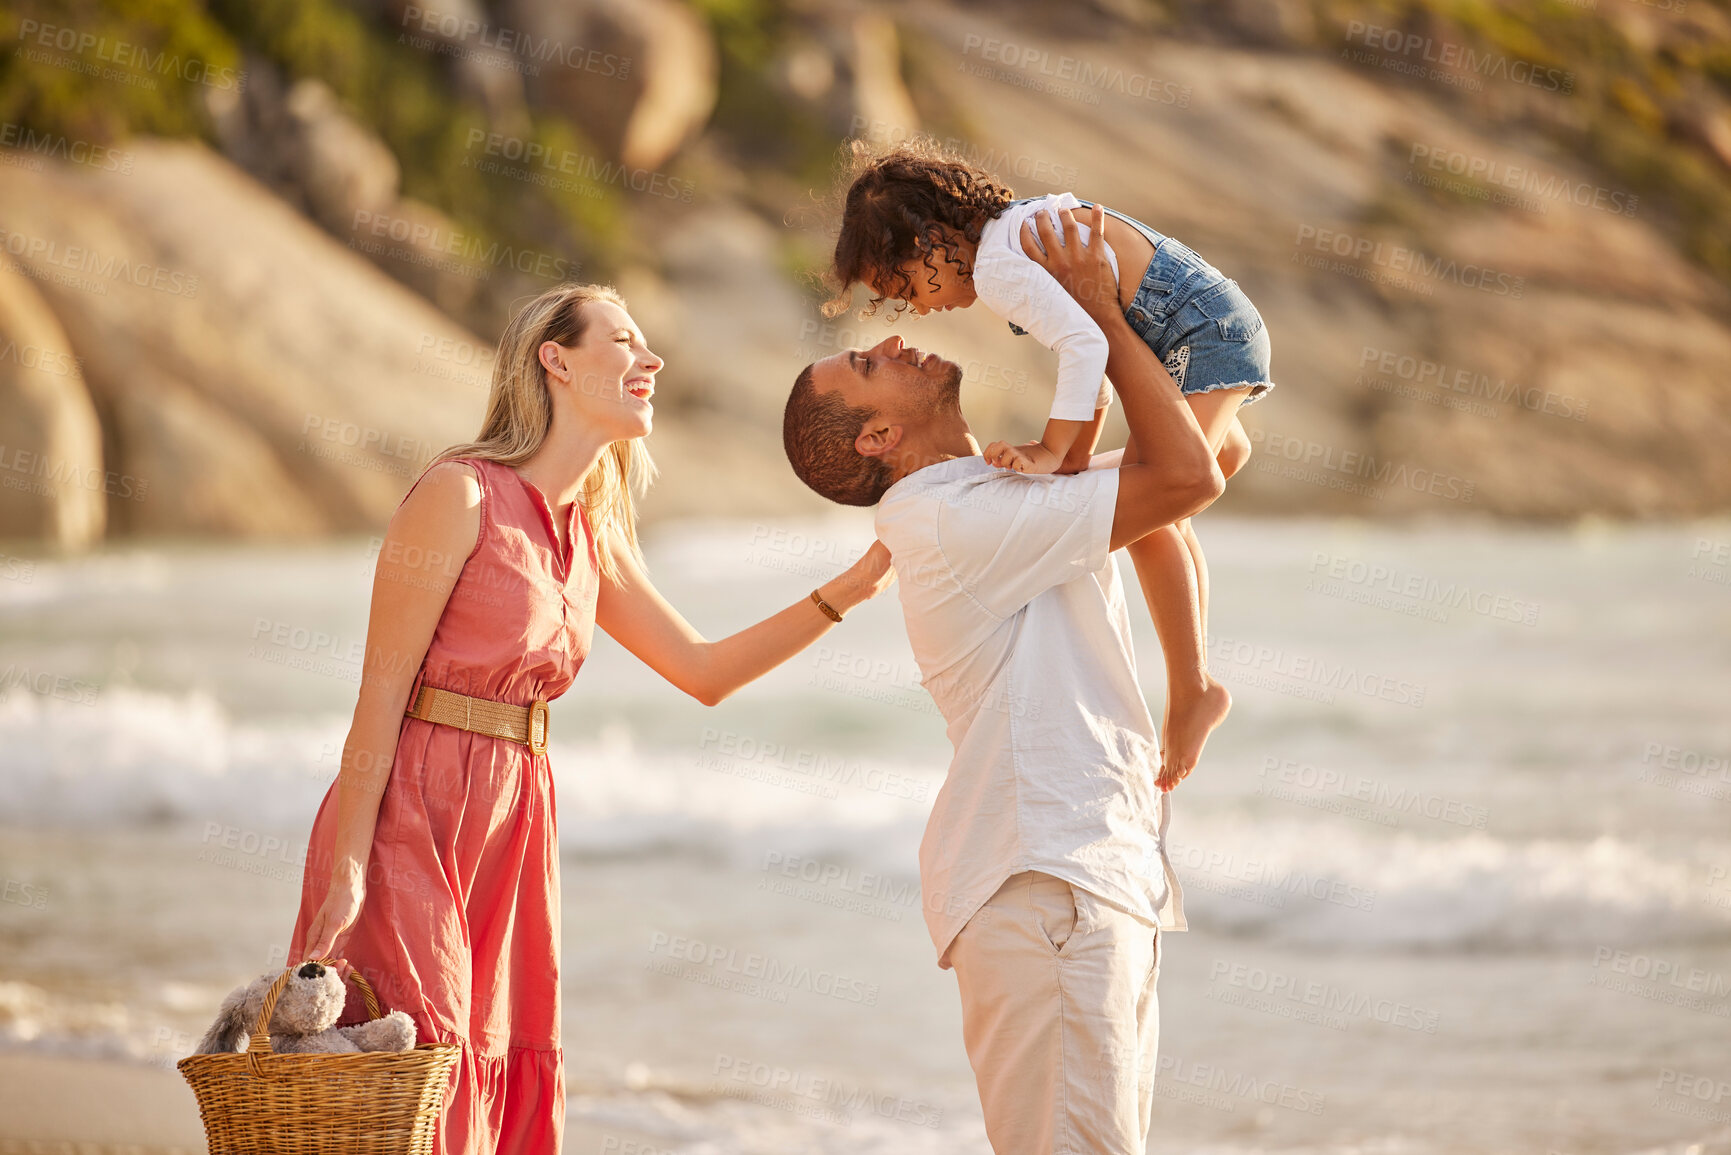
[1180,415,1251,620]
[1174,417,1250,653]
[1125,392,1254,787]
[1216,418,1252,481]
[1175,394,1253,630]
[1125,526,1225,791]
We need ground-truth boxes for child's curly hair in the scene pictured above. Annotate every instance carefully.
[823,138,1016,320]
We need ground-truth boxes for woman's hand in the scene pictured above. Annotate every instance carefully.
[825,540,896,612]
[597,536,897,706]
[860,539,896,595]
[302,877,364,962]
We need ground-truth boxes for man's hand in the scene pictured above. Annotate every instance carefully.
[1020,203,1120,324]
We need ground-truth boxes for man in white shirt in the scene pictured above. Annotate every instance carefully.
[781,205,1225,1154]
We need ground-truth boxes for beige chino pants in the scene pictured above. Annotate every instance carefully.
[948,871,1162,1155]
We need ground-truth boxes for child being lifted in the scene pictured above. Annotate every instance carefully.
[825,141,1277,786]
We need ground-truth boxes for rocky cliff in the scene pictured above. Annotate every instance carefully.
[0,141,485,539]
[1,0,1728,547]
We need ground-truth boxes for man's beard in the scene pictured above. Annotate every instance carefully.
[910,359,964,418]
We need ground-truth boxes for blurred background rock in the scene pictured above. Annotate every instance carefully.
[1,0,1728,547]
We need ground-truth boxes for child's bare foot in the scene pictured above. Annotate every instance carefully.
[1157,675,1231,791]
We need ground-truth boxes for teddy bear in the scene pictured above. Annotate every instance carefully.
[193,960,417,1055]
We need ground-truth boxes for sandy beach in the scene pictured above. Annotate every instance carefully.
[0,1053,678,1155]
[0,1052,206,1152]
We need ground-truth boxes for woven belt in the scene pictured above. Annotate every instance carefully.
[405,686,549,756]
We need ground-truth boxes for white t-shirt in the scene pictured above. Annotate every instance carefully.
[874,455,1187,968]
[974,192,1119,422]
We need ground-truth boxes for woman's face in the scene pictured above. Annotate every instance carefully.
[542,300,663,441]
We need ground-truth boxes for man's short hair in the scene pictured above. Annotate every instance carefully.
[783,362,895,507]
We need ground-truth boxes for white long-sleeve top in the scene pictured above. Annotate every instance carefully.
[973,192,1118,422]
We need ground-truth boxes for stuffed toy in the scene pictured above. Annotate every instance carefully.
[194,960,417,1055]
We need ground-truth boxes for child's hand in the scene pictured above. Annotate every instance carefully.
[984,440,1063,474]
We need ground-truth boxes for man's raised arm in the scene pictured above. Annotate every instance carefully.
[1019,205,1224,550]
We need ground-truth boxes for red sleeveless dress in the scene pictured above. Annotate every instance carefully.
[290,457,597,1154]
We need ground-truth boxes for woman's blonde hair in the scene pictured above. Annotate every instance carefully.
[436,283,656,582]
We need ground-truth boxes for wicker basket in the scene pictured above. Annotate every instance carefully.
[177,959,461,1155]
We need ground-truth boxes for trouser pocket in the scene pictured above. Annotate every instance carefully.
[1028,873,1079,955]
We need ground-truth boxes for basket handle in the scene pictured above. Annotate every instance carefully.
[245,958,381,1079]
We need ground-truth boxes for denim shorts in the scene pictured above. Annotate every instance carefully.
[1115,213,1273,404]
[1008,199,1275,405]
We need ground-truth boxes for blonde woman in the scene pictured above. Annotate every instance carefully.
[286,284,893,1154]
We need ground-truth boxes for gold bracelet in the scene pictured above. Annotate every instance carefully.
[810,588,843,623]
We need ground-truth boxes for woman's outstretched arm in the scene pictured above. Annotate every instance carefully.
[596,537,895,706]
[301,461,480,960]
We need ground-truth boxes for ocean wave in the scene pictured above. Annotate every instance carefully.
[0,978,220,1070]
[3,688,1729,951]
[1171,813,1731,950]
